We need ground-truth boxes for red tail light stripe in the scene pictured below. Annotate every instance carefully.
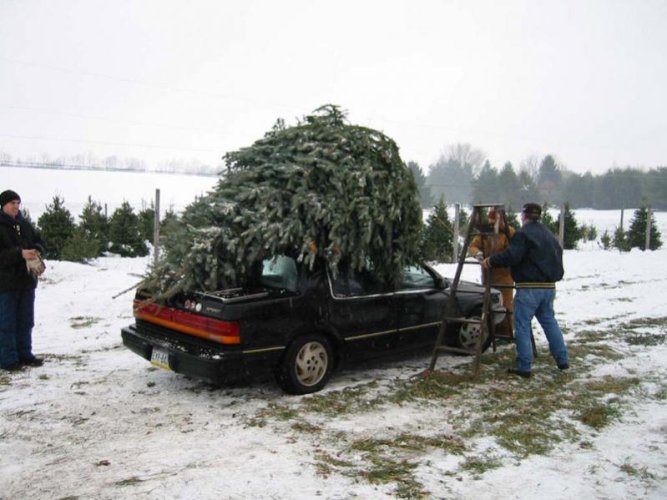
[134,301,240,345]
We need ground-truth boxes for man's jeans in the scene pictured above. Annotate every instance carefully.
[513,287,568,372]
[0,289,35,368]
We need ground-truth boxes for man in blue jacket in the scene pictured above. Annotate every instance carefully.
[0,190,46,371]
[481,203,569,378]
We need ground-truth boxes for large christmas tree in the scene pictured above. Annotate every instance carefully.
[144,105,422,298]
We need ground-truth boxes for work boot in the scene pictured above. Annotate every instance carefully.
[21,357,44,367]
[507,368,531,378]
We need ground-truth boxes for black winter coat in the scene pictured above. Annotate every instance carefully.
[0,212,45,292]
[489,221,564,286]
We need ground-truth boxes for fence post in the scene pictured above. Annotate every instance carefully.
[645,206,652,251]
[153,189,161,265]
[453,203,460,263]
[558,204,565,248]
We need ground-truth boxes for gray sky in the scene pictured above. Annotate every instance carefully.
[1,0,666,174]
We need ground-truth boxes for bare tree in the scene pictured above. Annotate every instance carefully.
[519,154,540,179]
[444,143,486,173]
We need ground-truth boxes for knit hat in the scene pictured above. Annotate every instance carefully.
[0,190,21,208]
[521,203,542,220]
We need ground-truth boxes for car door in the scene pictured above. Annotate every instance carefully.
[395,264,447,349]
[327,266,398,352]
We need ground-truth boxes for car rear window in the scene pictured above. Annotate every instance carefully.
[260,255,298,292]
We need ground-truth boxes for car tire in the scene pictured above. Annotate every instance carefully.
[454,308,492,353]
[275,334,334,394]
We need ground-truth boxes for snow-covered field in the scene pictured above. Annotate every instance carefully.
[1,167,667,499]
[2,166,218,220]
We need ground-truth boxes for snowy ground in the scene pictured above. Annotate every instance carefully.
[1,245,666,499]
[2,167,666,498]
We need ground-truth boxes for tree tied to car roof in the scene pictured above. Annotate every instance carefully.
[143,104,423,299]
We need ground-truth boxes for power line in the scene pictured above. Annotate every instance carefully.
[1,105,231,137]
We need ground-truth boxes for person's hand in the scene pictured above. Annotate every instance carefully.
[474,251,484,262]
[481,257,492,270]
[25,252,46,277]
[22,249,38,260]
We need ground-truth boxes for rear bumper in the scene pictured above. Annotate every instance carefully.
[121,324,279,385]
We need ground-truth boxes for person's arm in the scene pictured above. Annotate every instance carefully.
[483,232,528,269]
[468,236,484,260]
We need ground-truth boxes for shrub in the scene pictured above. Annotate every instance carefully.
[61,227,100,263]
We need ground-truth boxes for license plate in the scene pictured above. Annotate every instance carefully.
[150,348,171,370]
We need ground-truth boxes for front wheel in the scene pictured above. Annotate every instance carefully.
[275,334,334,394]
[454,309,492,353]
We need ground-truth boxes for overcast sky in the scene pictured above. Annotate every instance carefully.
[1,0,666,174]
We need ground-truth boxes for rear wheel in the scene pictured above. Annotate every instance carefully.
[276,334,333,394]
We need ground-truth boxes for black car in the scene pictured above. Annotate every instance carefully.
[121,255,505,394]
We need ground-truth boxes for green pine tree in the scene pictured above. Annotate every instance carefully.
[422,197,453,262]
[558,203,583,250]
[540,203,558,234]
[61,226,100,263]
[159,208,180,238]
[626,205,663,250]
[143,105,423,297]
[407,161,433,208]
[137,205,156,243]
[79,196,109,256]
[37,195,75,260]
[613,227,630,252]
[108,201,149,257]
[505,205,520,231]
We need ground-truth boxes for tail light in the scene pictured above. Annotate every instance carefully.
[133,300,240,345]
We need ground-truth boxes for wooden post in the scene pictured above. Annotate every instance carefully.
[645,206,652,251]
[453,203,460,263]
[153,189,161,265]
[558,204,565,248]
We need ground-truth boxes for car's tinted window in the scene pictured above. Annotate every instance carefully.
[331,267,391,297]
[399,265,436,290]
[261,255,298,292]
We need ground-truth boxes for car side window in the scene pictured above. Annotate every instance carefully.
[261,255,298,292]
[331,267,391,297]
[399,265,436,290]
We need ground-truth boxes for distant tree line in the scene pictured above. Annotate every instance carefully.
[0,151,221,176]
[408,145,667,211]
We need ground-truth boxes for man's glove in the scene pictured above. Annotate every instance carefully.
[26,254,46,277]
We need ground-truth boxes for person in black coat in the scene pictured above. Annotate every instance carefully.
[0,190,46,371]
[481,202,569,378]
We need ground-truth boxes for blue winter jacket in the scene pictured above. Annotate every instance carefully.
[488,221,564,288]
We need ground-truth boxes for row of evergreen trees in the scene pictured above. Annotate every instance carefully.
[30,194,662,264]
[30,195,177,262]
[420,199,662,263]
[409,151,667,210]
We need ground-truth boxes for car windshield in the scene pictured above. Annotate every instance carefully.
[260,255,298,292]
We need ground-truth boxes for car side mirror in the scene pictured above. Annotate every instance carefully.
[434,277,448,290]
